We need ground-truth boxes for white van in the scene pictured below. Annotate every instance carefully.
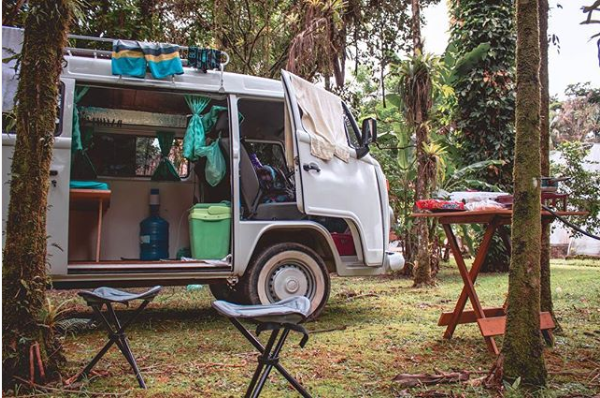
[2,27,403,318]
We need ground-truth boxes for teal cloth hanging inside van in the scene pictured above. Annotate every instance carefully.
[201,105,227,131]
[183,95,211,161]
[71,86,97,180]
[71,86,90,153]
[71,124,97,180]
[152,131,181,181]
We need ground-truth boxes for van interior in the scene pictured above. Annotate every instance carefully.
[67,86,313,269]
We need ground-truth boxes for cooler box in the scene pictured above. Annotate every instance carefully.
[331,232,356,256]
[189,203,231,259]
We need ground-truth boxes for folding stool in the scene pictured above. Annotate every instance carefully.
[76,286,161,388]
[212,296,313,398]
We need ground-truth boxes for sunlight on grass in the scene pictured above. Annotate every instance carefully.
[32,259,600,397]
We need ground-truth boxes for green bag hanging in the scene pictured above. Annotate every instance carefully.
[197,138,226,187]
[183,95,211,161]
[152,131,181,181]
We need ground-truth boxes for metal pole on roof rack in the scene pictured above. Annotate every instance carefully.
[68,34,114,44]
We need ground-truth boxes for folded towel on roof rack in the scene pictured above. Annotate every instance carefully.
[187,47,222,73]
[112,40,184,79]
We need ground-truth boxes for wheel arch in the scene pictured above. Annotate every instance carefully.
[246,223,340,274]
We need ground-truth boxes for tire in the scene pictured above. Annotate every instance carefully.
[209,282,242,303]
[239,242,331,320]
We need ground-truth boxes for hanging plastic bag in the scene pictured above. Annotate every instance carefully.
[197,139,226,187]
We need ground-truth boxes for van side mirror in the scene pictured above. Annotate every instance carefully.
[361,117,377,145]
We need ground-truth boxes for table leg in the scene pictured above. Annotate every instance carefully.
[442,221,499,354]
[96,199,103,263]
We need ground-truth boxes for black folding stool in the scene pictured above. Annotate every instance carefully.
[76,286,161,388]
[212,296,313,398]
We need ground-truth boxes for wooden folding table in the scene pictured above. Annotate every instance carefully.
[412,209,585,354]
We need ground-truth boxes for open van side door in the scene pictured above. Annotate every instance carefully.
[281,71,386,266]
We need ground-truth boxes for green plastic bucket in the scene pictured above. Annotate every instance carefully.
[189,203,231,260]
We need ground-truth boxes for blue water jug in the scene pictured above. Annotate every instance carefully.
[140,189,169,260]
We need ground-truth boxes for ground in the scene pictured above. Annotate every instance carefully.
[9,259,600,397]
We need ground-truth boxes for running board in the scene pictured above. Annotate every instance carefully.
[68,260,231,275]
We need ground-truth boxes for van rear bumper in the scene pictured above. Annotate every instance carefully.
[384,251,405,272]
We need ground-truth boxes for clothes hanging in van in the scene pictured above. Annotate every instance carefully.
[288,73,350,162]
[112,40,183,79]
[187,47,222,73]
[71,86,98,180]
[151,131,181,181]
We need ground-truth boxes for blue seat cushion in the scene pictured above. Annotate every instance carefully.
[70,180,110,190]
[78,286,161,304]
[212,296,311,324]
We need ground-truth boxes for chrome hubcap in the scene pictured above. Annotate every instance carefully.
[268,263,314,301]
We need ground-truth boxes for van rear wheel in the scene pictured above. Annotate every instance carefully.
[209,283,242,302]
[239,243,330,320]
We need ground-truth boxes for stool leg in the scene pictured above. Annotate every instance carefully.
[230,319,312,398]
[245,329,280,398]
[105,304,147,389]
[250,328,291,398]
[77,305,118,382]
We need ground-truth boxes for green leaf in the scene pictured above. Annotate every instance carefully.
[453,43,491,77]
[386,94,403,108]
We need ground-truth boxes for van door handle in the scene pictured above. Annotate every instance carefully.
[302,163,320,173]
[50,170,58,187]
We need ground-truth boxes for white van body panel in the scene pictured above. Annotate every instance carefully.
[2,26,75,276]
[62,56,284,100]
[2,26,402,289]
[281,71,386,266]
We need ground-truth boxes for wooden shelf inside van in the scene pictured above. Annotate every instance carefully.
[69,189,112,262]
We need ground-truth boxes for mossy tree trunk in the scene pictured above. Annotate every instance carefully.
[538,0,560,344]
[2,0,72,387]
[500,0,547,387]
[410,0,433,287]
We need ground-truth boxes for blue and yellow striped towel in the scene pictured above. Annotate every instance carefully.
[112,40,184,79]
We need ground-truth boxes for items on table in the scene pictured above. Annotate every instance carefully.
[464,199,505,211]
[416,199,465,212]
[448,191,507,204]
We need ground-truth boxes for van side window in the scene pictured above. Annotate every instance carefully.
[1,82,64,136]
[74,85,232,180]
[245,141,288,173]
[342,102,362,148]
[86,133,188,178]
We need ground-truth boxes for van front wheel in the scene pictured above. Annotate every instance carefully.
[240,243,330,320]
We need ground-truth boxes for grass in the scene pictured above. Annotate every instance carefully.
[12,259,600,397]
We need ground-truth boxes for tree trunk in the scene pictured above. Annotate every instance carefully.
[2,0,71,387]
[410,0,432,286]
[413,124,433,286]
[538,0,560,343]
[411,0,423,55]
[498,0,547,387]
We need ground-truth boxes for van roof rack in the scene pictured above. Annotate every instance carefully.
[64,33,230,69]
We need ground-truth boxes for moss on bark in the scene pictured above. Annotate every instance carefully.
[501,0,547,387]
[409,0,433,287]
[2,0,71,388]
[538,0,560,343]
